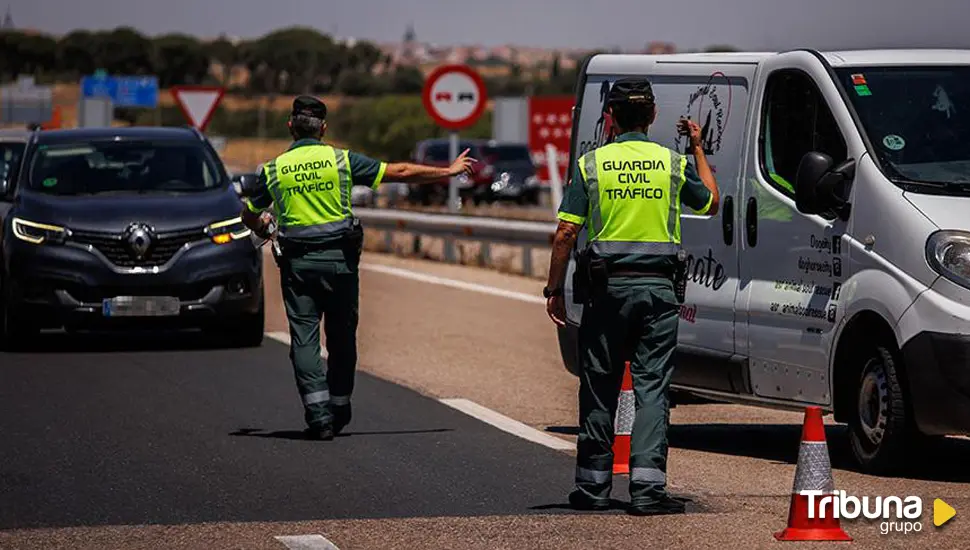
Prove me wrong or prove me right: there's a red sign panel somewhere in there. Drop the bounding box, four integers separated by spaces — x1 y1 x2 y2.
528 96 574 185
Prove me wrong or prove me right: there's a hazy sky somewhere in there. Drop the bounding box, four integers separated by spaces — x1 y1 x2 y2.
6 0 970 51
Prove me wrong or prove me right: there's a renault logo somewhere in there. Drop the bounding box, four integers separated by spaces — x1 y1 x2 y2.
124 223 153 260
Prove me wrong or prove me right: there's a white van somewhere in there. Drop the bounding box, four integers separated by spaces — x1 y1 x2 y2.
557 49 970 473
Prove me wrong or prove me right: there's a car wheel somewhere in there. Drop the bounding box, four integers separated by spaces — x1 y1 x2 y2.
847 345 912 475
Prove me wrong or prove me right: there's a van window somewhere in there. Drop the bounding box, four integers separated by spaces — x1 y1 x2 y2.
760 70 847 197
835 66 970 189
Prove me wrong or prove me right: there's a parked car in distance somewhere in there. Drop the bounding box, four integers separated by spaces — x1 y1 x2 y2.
481 142 541 205
0 126 264 349
406 138 493 206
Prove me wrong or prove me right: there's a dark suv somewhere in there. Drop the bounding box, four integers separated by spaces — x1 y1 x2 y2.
0 127 264 348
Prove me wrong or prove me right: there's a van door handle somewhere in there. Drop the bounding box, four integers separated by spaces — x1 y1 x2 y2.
722 195 734 246
745 197 758 247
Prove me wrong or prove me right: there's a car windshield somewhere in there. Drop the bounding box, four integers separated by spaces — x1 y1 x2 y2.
487 145 533 163
423 142 480 162
1 141 25 185
836 66 970 186
28 140 222 195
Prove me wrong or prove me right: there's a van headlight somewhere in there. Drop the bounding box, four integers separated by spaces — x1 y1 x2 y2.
525 175 540 187
205 217 251 245
926 230 970 289
11 217 68 245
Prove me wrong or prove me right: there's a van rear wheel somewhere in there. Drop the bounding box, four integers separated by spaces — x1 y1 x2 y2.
847 345 911 475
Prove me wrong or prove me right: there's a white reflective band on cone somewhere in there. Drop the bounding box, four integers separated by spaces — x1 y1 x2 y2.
614 389 635 436
303 391 330 405
791 441 835 493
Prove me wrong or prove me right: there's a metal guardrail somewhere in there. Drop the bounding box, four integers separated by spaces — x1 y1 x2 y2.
354 208 558 277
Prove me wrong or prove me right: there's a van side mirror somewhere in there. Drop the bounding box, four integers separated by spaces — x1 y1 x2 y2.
795 152 854 221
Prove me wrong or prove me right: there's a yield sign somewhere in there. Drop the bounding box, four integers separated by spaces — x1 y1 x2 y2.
171 86 225 131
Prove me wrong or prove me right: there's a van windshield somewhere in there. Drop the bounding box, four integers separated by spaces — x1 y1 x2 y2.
836 66 970 187
28 140 222 195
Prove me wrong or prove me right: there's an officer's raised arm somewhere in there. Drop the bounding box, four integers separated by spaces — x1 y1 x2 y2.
676 118 720 216
381 149 478 184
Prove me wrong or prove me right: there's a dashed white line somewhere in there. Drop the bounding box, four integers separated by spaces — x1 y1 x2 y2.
439 398 575 452
274 534 341 550
360 263 545 305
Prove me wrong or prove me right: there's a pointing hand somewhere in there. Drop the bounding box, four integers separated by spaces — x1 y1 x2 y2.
449 148 478 177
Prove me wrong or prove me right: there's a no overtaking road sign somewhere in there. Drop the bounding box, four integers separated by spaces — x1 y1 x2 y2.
421 64 487 130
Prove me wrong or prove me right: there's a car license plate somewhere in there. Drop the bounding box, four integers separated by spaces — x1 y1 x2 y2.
102 296 180 317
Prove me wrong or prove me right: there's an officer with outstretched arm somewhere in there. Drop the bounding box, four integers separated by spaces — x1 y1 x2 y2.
543 79 719 515
241 95 477 440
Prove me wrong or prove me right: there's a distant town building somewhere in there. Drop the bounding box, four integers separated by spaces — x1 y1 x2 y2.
2 6 14 30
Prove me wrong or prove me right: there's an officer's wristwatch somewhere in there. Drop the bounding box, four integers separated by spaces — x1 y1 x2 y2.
543 286 563 298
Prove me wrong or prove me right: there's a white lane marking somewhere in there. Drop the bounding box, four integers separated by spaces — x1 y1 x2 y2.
440 398 575 452
264 333 573 452
275 534 340 550
361 263 545 305
267 331 329 359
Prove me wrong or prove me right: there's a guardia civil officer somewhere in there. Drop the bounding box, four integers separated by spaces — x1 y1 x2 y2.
544 79 720 515
242 95 477 440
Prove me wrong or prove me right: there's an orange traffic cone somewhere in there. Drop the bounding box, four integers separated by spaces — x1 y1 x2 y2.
612 361 634 474
774 406 852 542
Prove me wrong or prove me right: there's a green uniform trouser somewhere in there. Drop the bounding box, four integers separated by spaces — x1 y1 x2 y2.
575 276 679 506
279 248 359 429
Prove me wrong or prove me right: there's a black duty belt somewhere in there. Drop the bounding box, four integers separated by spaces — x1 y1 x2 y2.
279 238 343 256
608 268 674 279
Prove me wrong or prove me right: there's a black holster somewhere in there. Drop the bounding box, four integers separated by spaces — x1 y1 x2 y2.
574 244 608 305
673 250 688 304
343 217 364 268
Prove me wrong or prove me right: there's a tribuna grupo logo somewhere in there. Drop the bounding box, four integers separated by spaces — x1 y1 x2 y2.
800 490 924 535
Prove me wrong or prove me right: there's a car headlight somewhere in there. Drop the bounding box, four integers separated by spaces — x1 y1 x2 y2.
926 230 970 289
11 217 68 245
206 217 252 245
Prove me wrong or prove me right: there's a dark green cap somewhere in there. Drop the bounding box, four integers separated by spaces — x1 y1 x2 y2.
292 95 327 119
607 78 656 106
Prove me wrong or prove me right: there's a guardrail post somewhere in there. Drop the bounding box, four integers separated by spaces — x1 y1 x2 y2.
384 229 393 252
412 234 421 256
444 238 457 264
478 242 490 267
522 245 533 277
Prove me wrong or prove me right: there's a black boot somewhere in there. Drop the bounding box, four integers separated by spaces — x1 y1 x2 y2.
627 495 686 516
305 424 334 441
568 489 610 511
332 404 352 435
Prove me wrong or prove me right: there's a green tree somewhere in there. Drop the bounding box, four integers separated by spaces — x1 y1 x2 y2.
388 66 424 94
91 27 154 75
153 34 209 87
205 35 238 85
56 30 97 79
0 31 57 82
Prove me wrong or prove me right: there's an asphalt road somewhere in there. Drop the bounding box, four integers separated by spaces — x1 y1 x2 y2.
3 250 970 549
0 335 585 531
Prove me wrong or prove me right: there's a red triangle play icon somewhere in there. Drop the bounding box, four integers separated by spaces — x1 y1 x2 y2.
171 86 225 131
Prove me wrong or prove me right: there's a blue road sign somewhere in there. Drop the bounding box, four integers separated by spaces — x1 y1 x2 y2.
81 74 158 108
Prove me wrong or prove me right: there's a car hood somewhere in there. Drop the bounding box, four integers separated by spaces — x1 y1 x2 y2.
904 191 970 231
15 188 243 233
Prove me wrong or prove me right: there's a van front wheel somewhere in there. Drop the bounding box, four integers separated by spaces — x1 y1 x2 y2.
847 345 911 475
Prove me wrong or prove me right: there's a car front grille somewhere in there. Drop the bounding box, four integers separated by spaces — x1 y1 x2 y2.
71 227 206 268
